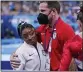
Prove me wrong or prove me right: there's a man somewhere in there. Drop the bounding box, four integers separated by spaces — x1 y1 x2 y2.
10 1 75 71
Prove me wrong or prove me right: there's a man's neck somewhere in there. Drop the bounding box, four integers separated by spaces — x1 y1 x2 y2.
50 15 60 28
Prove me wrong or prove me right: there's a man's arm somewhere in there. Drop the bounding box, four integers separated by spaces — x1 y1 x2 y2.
10 52 26 70
10 52 21 69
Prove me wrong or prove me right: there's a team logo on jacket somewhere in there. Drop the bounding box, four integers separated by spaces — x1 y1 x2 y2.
53 32 56 39
41 33 45 35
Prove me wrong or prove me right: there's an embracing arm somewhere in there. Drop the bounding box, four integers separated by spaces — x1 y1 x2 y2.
59 37 82 71
10 52 21 69
59 43 72 71
10 52 26 70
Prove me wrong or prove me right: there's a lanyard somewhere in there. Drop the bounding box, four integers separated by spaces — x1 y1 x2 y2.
44 18 59 52
47 25 56 52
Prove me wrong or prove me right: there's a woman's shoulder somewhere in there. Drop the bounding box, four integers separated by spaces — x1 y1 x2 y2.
37 42 44 50
16 42 38 55
15 43 26 54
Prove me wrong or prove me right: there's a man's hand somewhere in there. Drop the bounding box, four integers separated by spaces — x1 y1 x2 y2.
10 53 21 69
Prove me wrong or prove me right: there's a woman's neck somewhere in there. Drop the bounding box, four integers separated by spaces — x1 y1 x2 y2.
33 43 37 48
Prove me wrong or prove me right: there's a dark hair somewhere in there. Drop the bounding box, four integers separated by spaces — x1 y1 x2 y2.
80 3 83 12
77 5 83 23
40 1 60 14
77 12 83 23
17 21 34 37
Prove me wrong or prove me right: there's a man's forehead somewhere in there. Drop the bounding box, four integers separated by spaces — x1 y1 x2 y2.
39 2 48 9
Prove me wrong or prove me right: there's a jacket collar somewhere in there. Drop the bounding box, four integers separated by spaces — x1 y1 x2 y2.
55 17 64 28
24 41 35 48
24 41 40 49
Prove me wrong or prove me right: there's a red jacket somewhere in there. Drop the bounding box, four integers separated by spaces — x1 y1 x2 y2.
36 17 75 70
59 35 83 71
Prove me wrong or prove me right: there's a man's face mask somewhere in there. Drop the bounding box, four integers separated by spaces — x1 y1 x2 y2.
37 13 49 25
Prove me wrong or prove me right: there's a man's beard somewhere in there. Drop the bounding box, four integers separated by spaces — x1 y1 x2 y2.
48 18 53 28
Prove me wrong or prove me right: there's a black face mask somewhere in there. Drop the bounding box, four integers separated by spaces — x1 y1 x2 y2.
37 13 49 25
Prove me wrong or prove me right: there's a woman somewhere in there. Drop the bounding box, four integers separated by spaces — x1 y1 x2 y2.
59 5 83 71
11 22 50 71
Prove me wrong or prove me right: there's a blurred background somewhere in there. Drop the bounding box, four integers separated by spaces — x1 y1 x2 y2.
1 1 82 70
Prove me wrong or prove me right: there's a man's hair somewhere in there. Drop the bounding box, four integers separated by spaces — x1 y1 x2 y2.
17 21 34 37
77 12 83 23
40 1 60 14
77 5 83 23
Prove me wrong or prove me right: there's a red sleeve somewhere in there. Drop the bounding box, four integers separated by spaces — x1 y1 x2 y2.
70 41 82 55
57 24 75 53
59 35 82 71
59 42 72 71
63 24 75 42
69 35 82 57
